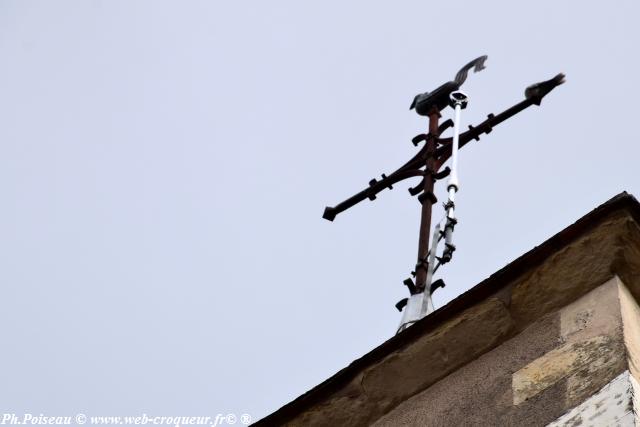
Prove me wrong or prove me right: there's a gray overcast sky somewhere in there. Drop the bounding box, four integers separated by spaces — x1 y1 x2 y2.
1 0 639 421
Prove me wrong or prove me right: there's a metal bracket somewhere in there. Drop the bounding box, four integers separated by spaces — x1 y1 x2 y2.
403 277 418 294
418 191 438 205
430 278 446 295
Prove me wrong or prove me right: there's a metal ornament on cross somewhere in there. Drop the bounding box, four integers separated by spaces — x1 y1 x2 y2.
322 56 565 334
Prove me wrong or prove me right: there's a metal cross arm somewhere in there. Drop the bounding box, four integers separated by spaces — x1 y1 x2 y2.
322 168 425 221
322 73 565 222
434 73 566 168
322 119 454 222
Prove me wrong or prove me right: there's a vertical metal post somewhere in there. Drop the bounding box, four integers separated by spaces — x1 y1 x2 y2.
448 100 462 192
444 102 461 251
442 91 468 262
424 222 442 294
414 108 440 293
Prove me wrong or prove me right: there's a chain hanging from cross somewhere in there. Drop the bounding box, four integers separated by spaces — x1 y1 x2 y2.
322 56 565 332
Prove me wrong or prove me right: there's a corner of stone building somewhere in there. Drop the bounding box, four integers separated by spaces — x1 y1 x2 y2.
617 277 640 383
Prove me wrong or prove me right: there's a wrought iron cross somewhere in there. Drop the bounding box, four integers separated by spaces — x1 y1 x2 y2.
323 56 564 328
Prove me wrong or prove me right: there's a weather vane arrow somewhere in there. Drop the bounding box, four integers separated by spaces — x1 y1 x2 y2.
322 56 565 332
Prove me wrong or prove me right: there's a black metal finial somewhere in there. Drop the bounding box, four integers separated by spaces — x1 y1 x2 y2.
409 55 487 116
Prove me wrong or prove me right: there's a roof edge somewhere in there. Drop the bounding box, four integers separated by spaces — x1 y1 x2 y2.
256 191 640 425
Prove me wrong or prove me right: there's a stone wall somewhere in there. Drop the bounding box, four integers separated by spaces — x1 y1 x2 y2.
374 277 639 426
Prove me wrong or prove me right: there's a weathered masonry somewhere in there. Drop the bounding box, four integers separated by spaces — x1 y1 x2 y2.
256 192 640 426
